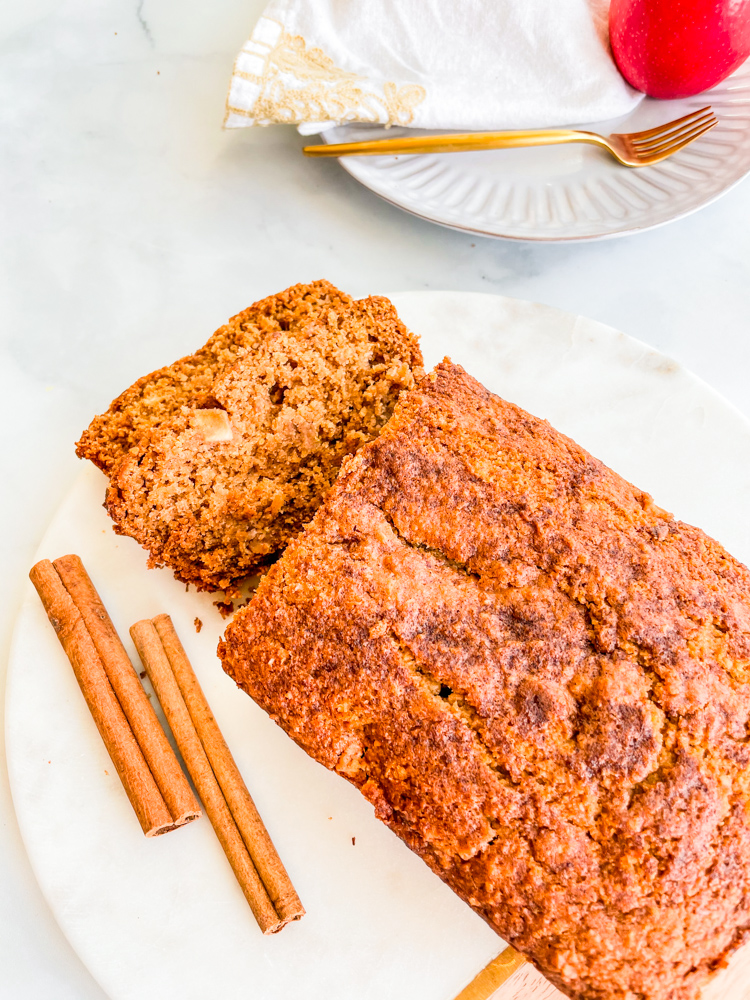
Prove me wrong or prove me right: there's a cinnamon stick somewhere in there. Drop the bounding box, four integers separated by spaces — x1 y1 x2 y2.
130 619 285 934
152 613 305 925
52 555 201 828
29 560 174 837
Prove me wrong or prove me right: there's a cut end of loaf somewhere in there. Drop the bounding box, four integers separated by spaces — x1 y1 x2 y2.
78 281 423 592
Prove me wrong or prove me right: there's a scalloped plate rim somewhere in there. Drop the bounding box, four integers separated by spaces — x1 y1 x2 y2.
322 63 750 243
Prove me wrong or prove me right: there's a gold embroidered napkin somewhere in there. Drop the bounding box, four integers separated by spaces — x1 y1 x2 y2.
225 0 642 133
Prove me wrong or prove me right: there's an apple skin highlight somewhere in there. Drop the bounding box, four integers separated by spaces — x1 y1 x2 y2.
610 0 750 99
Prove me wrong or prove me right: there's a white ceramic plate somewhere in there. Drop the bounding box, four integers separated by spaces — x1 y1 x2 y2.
7 292 750 1000
323 63 750 241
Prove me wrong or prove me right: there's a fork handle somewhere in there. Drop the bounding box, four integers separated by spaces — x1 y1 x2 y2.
303 129 600 157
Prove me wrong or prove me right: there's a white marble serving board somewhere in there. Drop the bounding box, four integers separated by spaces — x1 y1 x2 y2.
6 292 750 1000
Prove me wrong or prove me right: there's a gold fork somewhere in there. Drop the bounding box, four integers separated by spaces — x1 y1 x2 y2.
303 106 717 167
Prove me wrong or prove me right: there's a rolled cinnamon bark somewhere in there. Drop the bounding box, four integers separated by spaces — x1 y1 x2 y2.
53 555 201 827
130 619 284 934
30 559 174 837
152 613 305 925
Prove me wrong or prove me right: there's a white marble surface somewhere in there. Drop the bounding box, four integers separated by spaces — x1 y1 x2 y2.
1 1 749 997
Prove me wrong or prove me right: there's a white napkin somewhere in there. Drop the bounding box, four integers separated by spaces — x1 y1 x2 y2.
225 0 642 133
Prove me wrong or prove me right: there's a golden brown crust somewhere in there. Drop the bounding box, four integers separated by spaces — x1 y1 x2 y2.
78 282 423 592
76 281 359 475
220 360 750 1000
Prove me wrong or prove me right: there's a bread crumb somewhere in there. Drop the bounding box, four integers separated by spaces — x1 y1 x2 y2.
215 600 235 619
79 281 422 593
351 837 356 846
194 617 203 633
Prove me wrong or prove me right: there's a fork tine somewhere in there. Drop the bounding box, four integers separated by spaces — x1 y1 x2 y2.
634 117 717 154
630 111 717 150
636 121 718 156
624 106 714 142
646 121 718 161
636 121 718 162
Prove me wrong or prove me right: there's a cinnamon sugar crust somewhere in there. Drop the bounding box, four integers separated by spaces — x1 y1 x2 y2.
77 281 423 591
220 360 750 1000
76 281 360 475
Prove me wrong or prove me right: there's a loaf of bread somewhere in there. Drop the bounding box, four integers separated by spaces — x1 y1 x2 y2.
76 281 423 592
220 360 750 1000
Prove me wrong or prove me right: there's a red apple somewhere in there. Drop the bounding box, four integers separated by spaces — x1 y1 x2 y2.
610 0 750 99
